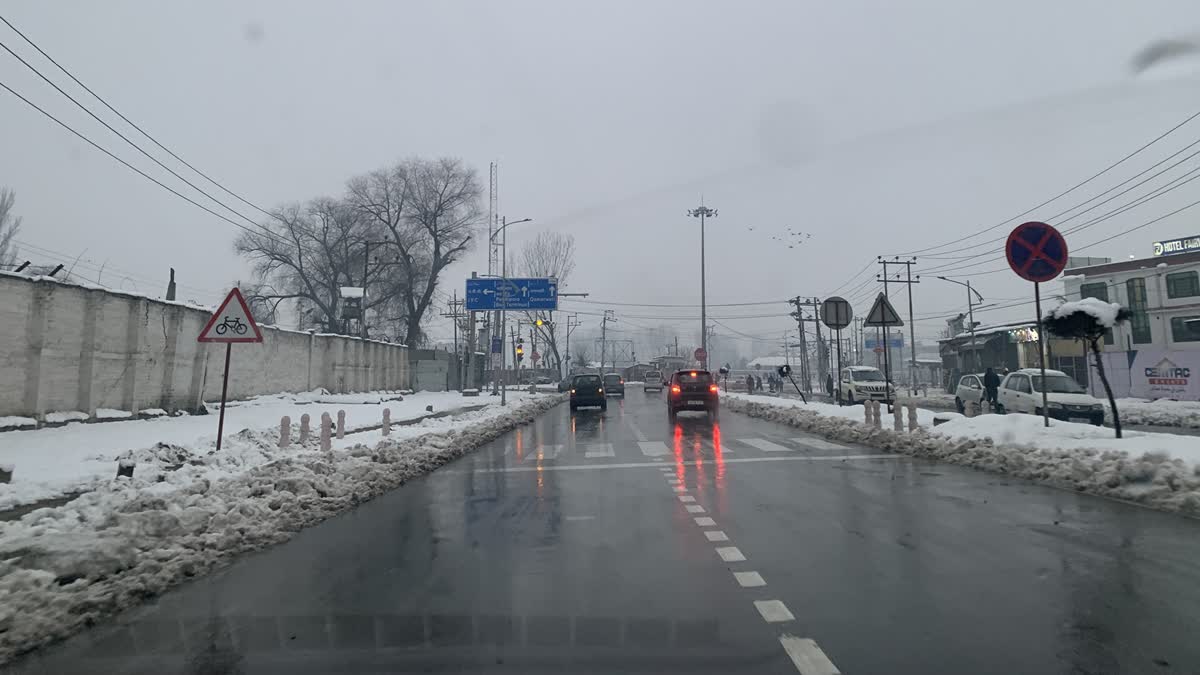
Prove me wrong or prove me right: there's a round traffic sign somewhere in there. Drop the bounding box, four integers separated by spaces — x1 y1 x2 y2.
777 364 792 377
694 347 707 363
820 296 853 329
1006 221 1068 283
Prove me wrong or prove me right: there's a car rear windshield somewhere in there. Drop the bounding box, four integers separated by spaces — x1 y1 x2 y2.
574 375 602 386
603 374 622 383
676 372 712 383
646 371 661 379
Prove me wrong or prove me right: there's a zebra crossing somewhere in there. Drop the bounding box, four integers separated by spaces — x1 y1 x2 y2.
513 434 851 464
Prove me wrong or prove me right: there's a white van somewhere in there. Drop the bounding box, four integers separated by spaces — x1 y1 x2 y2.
840 366 894 405
996 368 1104 425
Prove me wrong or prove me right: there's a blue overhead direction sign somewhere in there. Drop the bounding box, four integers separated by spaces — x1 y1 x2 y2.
465 277 558 311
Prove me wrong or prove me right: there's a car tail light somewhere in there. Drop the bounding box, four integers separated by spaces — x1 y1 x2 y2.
709 384 719 393
570 389 576 394
597 388 603 394
671 385 681 394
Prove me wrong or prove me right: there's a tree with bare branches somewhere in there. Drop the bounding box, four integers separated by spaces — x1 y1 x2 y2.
0 187 22 268
347 157 482 346
517 231 576 374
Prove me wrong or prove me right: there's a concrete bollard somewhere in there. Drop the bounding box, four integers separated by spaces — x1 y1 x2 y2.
117 459 135 479
320 412 332 451
864 402 872 425
872 401 882 430
279 416 291 449
336 410 346 440
965 401 976 418
299 413 310 444
382 408 391 436
907 402 919 431
893 403 904 432
0 463 13 484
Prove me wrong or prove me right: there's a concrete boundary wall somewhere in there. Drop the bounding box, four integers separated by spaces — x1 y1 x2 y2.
0 273 413 419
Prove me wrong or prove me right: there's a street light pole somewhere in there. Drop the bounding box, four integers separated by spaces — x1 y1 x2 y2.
937 276 984 373
491 216 532 405
688 204 717 369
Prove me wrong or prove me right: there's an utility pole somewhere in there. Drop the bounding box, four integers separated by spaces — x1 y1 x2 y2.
787 297 815 393
687 203 717 369
600 310 615 373
440 291 466 389
879 257 919 395
564 313 580 377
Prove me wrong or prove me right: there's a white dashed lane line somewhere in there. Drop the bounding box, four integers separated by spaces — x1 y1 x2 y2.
678 495 696 503
753 599 796 623
715 546 746 562
685 504 706 513
780 635 842 675
704 530 730 542
733 571 766 587
694 516 716 526
737 437 795 453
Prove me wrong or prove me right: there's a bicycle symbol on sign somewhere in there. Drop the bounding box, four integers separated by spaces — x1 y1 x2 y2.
214 316 248 336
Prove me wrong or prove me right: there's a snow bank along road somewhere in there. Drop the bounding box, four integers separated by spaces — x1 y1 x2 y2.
9 387 1200 674
0 392 562 668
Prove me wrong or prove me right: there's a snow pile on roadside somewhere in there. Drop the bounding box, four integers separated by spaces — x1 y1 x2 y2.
0 393 563 665
722 395 1200 515
1107 398 1200 429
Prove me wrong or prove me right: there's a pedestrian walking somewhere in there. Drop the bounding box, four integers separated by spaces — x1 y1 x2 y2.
825 372 835 397
983 367 1001 412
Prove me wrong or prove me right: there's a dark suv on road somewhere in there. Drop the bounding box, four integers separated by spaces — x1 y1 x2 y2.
602 373 625 398
569 374 607 413
667 370 719 422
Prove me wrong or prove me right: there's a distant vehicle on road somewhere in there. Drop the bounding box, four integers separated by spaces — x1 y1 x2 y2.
667 370 719 423
954 373 985 413
535 376 553 385
602 373 625 398
840 366 894 405
644 370 664 393
996 368 1104 424
569 374 607 413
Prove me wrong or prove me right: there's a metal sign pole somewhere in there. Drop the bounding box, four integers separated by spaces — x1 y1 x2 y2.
835 328 843 405
1035 281 1049 428
215 343 232 452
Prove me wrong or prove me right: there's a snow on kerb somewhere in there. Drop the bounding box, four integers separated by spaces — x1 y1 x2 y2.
1051 297 1123 328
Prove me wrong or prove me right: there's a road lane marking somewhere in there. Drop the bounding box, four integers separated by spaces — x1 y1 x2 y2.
734 571 765 587
452 454 898 473
584 443 615 458
673 486 688 492
779 635 841 674
738 438 795 453
791 437 850 451
685 505 706 513
678 495 696 503
524 444 562 462
564 515 595 521
694 517 716 526
753 599 795 623
704 530 730 542
638 441 669 457
628 420 648 442
716 546 746 562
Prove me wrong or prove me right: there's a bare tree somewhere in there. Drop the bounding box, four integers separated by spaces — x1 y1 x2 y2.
348 157 482 346
0 187 22 268
1043 300 1132 438
572 345 591 370
518 231 576 373
234 198 393 333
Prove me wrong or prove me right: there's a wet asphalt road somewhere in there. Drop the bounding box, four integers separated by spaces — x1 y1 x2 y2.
9 387 1200 675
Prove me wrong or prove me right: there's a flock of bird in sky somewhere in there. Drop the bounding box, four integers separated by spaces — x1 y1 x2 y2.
746 225 812 248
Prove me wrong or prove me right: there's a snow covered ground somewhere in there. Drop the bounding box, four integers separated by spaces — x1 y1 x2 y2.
0 390 501 510
0 392 562 665
1106 398 1200 429
722 393 1200 515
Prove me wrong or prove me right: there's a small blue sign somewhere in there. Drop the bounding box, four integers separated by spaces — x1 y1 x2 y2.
465 277 558 311
490 335 502 353
865 335 904 350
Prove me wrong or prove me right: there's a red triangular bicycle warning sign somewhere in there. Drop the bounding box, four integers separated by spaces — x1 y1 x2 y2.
198 287 264 343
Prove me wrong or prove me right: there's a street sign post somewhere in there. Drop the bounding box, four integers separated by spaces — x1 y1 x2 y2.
465 277 558 311
863 292 903 408
198 288 263 452
776 363 806 402
694 347 707 366
820 296 853 405
1006 221 1069 428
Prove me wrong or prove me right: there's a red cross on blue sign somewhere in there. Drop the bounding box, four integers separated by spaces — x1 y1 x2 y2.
1006 221 1068 283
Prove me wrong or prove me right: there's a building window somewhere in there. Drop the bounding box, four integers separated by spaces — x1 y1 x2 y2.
1080 282 1113 345
1166 271 1200 299
1171 316 1200 342
1126 278 1151 344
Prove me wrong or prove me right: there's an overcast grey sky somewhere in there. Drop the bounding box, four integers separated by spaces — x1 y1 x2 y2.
5 0 1200 349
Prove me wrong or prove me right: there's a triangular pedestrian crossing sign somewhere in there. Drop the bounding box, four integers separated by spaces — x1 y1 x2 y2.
198 287 264 343
863 292 903 327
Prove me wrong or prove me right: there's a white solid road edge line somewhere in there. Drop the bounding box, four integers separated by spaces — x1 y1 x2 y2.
753 599 795 623
779 635 841 675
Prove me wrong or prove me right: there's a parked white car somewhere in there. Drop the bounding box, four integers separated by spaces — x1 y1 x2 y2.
996 368 1105 425
953 373 986 413
840 366 894 404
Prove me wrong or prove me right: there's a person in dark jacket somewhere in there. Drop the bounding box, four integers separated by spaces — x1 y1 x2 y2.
982 367 1001 409
825 372 835 397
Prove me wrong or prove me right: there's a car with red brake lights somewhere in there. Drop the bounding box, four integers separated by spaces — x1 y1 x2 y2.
569 374 607 413
667 370 719 423
602 373 625 398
